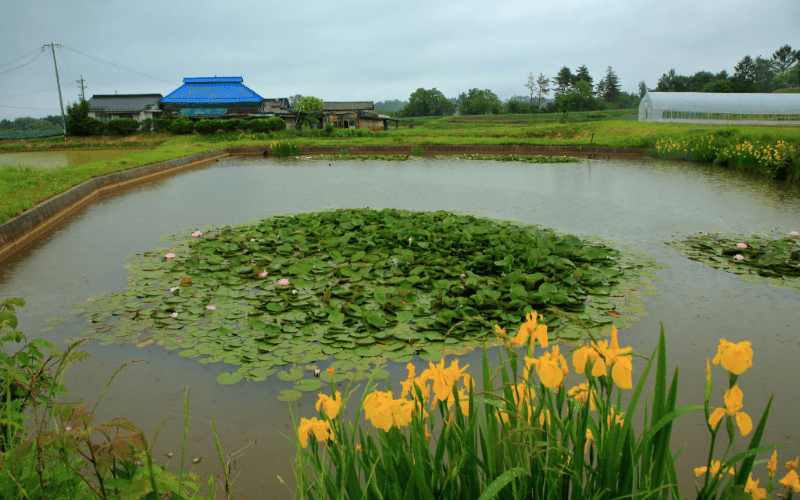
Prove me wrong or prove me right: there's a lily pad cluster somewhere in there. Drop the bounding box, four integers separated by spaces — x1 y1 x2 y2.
71 208 663 388
666 232 800 291
303 154 581 164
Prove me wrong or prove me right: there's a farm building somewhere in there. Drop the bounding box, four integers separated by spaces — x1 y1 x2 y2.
639 92 800 125
160 77 266 119
322 102 389 131
87 94 163 122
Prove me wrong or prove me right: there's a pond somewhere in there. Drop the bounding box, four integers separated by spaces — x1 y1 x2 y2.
1 155 798 498
0 149 135 169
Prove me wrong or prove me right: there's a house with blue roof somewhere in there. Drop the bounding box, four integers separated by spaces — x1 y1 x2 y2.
161 77 292 121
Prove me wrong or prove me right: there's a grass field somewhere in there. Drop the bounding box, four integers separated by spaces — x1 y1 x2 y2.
1 112 799 224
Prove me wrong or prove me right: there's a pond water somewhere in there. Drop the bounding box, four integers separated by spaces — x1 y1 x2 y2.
0 150 134 169
1 155 799 498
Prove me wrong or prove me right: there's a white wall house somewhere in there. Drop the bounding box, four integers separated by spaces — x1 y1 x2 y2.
87 94 163 122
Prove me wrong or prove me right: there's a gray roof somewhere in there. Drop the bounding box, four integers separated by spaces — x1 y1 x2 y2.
323 101 373 111
88 94 163 113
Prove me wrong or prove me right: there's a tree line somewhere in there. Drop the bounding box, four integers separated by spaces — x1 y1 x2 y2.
655 44 799 93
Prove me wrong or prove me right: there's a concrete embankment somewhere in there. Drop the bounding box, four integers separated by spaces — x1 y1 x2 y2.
0 145 643 264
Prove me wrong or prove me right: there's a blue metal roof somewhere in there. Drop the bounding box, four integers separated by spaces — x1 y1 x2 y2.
161 76 262 104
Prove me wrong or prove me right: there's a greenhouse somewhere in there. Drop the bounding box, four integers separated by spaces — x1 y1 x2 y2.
638 92 800 125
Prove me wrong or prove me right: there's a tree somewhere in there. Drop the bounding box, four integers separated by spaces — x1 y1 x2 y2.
399 88 454 117
66 99 104 136
754 56 777 92
457 89 502 115
575 65 593 92
638 81 648 98
524 72 538 109
289 94 303 108
598 66 621 102
296 96 323 112
771 45 797 74
700 80 734 93
536 74 551 107
553 67 574 97
732 55 757 92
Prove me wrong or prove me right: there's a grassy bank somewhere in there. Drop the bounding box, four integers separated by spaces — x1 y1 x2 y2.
2 117 799 225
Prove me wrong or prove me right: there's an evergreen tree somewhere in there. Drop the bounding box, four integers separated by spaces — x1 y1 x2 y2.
638 81 648 98
553 67 574 97
575 65 593 91
600 66 621 102
771 45 796 74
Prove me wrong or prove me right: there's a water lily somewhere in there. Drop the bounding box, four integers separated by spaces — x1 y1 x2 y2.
65 426 72 431
709 385 752 436
790 231 799 237
171 312 178 318
192 231 202 237
205 305 216 311
278 278 290 286
292 289 297 295
258 271 268 278
734 254 744 260
165 253 175 259
736 242 747 249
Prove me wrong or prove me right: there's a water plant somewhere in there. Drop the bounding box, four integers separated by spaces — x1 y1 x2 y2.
72 209 663 393
666 231 800 292
291 316 788 500
271 140 302 157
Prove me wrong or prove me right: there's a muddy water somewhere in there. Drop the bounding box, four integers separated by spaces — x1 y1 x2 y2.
1 156 799 497
0 150 134 169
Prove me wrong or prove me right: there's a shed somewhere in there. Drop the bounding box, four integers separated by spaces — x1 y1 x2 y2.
160 77 264 118
639 92 800 125
87 94 163 122
321 102 388 130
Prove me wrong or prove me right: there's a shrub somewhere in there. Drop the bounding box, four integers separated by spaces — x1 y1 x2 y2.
193 119 223 135
169 118 195 135
270 140 301 157
139 118 153 132
246 117 286 133
105 118 140 136
152 118 172 132
222 119 245 132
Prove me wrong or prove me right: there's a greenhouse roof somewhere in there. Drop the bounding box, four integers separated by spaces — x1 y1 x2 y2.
641 92 800 115
161 76 263 104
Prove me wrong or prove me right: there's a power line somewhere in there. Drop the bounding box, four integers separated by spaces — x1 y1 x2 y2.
0 47 41 69
0 50 45 76
62 45 174 85
0 104 62 111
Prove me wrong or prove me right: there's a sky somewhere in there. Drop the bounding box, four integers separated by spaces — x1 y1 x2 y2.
1 0 798 121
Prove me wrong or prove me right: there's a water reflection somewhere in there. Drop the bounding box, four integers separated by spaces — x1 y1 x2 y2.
0 156 798 498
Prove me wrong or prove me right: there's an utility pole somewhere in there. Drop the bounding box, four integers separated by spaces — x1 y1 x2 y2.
43 43 67 137
76 75 87 101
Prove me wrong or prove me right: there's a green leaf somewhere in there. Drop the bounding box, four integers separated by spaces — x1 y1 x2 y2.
216 372 243 385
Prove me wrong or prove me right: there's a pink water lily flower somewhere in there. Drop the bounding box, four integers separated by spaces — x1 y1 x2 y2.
205 305 216 311
278 279 290 286
790 231 799 237
165 253 175 259
736 243 747 249
192 231 202 237
171 312 178 318
250 238 256 242
734 254 744 261
259 271 268 278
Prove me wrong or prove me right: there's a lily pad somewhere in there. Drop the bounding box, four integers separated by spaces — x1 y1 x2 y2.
277 389 303 402
216 372 243 385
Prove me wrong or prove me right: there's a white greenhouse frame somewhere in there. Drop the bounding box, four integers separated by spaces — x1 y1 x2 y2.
638 92 800 126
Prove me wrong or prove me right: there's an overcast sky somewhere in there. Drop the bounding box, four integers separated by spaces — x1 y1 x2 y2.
1 0 797 121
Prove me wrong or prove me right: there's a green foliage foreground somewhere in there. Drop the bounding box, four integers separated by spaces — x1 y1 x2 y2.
71 209 663 398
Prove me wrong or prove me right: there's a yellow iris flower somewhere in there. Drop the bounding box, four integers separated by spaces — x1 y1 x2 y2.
694 460 734 480
768 451 778 477
745 474 767 500
780 470 800 493
708 385 752 436
510 311 548 349
572 326 633 389
315 391 342 419
567 382 597 411
363 390 415 431
419 358 468 402
525 345 568 388
297 417 333 448
712 339 753 375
